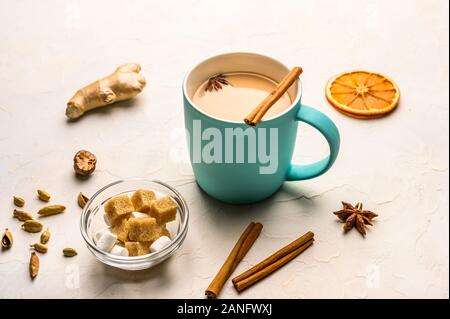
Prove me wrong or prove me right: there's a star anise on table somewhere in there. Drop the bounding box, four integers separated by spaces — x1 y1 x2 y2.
205 74 230 92
333 202 378 237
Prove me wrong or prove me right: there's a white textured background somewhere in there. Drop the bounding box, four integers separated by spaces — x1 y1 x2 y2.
0 0 448 298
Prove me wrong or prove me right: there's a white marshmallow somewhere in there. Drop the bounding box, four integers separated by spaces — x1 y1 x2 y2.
150 236 171 253
110 245 129 256
93 229 109 244
130 211 148 219
96 231 117 252
103 213 111 226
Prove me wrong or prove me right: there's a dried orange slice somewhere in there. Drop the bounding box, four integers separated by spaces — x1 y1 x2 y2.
325 71 400 117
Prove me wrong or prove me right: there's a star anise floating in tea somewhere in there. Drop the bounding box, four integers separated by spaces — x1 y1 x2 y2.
333 202 378 237
205 74 230 92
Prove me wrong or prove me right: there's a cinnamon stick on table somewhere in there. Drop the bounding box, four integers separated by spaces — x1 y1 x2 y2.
232 231 314 292
244 67 303 126
205 222 263 299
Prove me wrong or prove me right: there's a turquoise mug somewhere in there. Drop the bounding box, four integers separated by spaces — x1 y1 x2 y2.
183 52 340 204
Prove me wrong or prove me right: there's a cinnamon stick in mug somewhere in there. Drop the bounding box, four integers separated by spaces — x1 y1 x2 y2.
205 222 263 299
244 67 303 126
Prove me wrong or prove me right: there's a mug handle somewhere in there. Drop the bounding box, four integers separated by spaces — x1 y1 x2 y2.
286 104 340 181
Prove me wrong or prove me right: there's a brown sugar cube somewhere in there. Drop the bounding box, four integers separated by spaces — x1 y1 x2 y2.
128 217 161 242
131 189 156 213
125 242 150 256
160 226 171 239
111 217 130 243
104 194 134 225
150 225 171 241
149 196 177 224
154 225 171 239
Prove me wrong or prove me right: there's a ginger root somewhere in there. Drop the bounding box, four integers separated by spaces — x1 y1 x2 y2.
66 63 146 119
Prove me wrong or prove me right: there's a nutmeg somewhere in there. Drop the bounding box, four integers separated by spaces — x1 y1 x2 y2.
73 150 97 176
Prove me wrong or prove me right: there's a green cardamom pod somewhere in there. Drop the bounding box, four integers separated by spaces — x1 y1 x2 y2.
22 220 43 233
38 205 66 217
63 247 77 257
29 252 39 279
1 228 13 249
40 228 51 244
13 196 25 207
37 189 51 202
77 192 89 209
13 209 34 221
30 243 48 253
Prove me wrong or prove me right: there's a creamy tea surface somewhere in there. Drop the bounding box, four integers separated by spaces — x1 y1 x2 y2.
192 72 292 122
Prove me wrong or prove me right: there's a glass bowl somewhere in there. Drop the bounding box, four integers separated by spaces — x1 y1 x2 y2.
80 179 189 270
